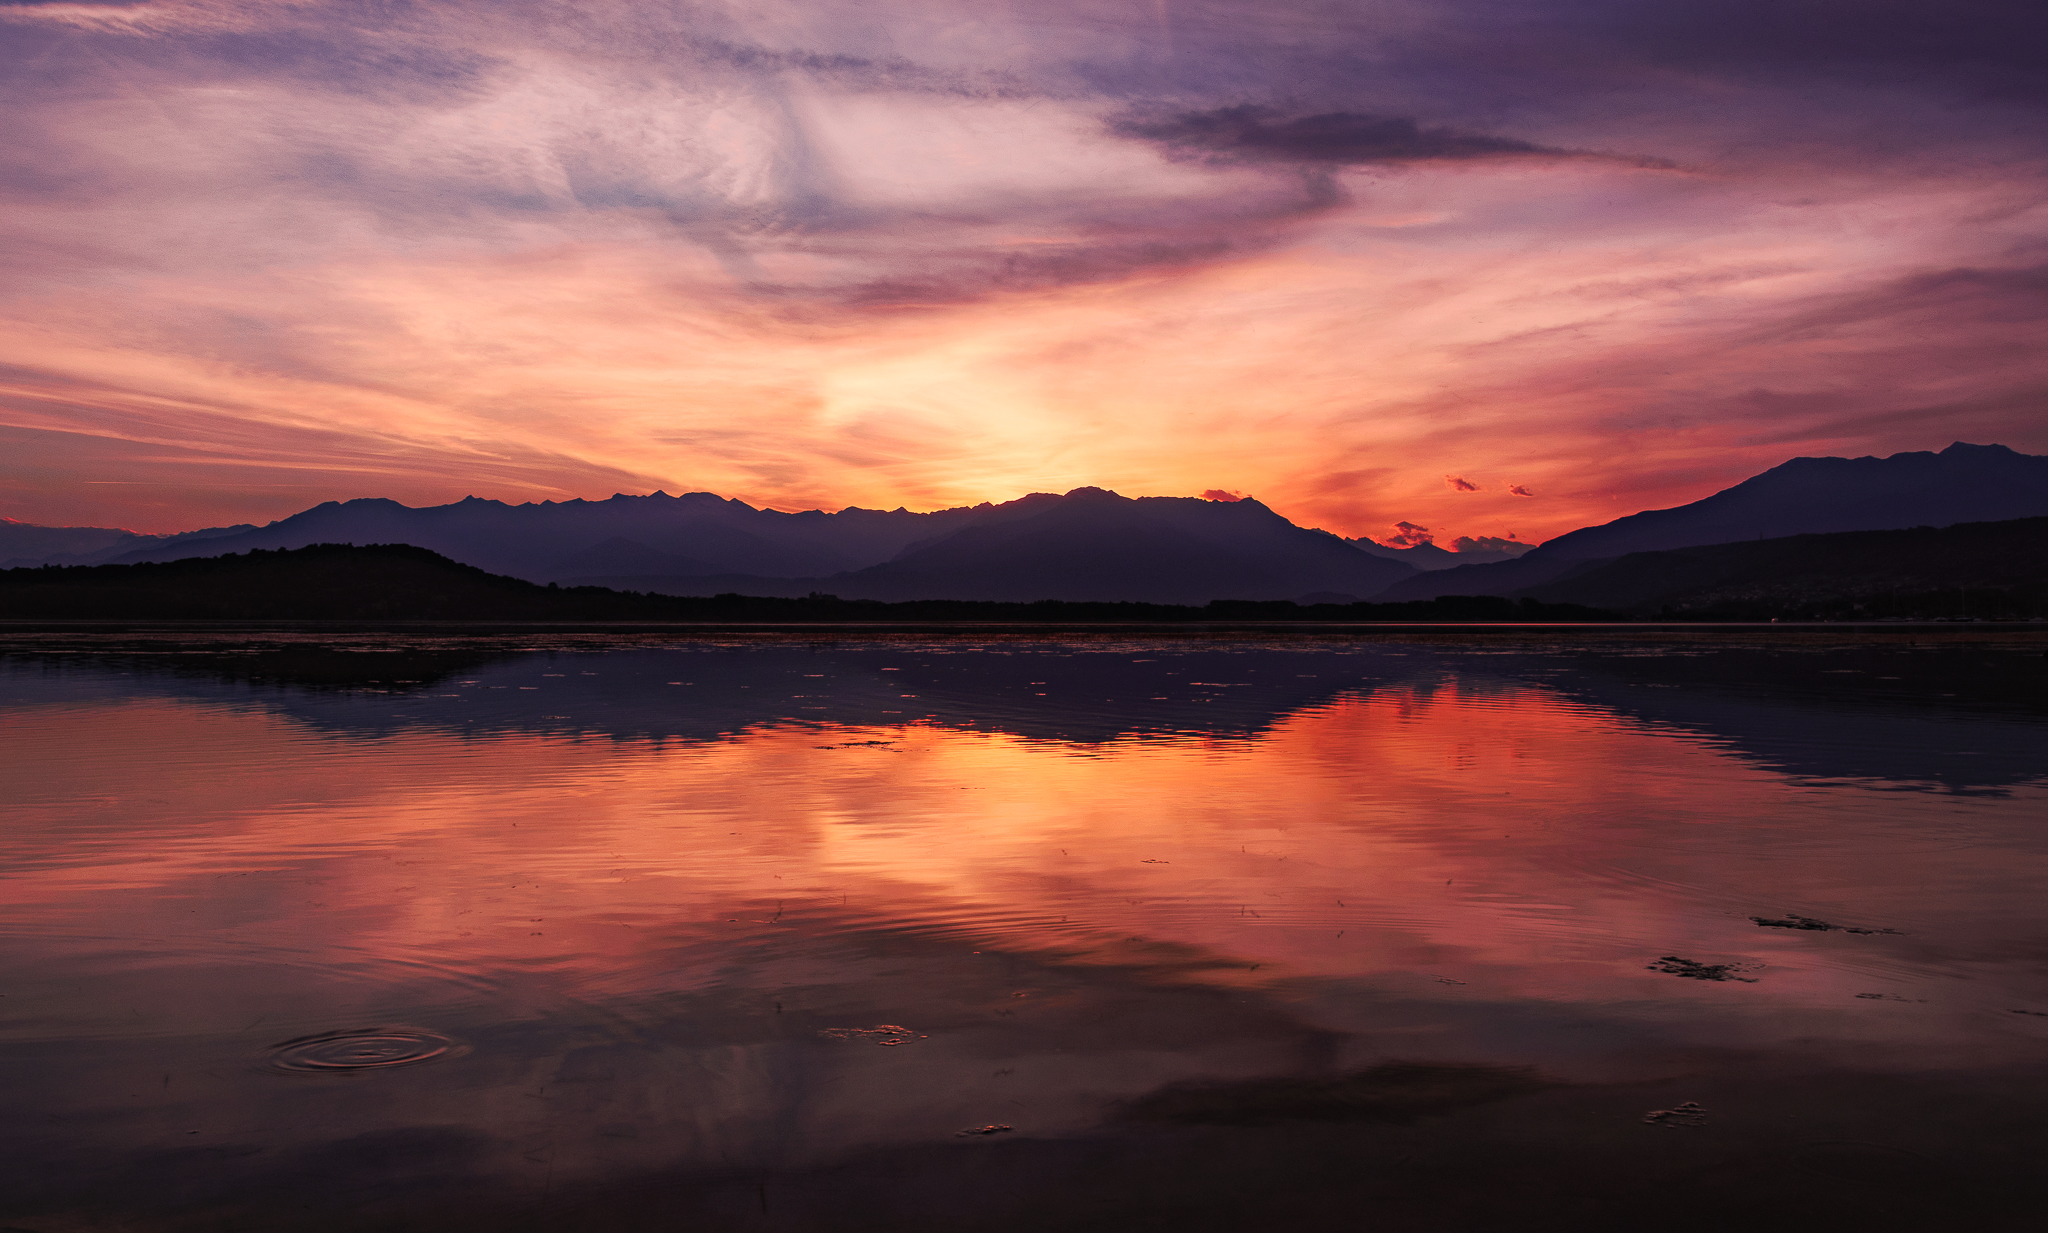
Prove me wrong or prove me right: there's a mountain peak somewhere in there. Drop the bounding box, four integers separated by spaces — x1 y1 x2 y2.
1379 440 2048 601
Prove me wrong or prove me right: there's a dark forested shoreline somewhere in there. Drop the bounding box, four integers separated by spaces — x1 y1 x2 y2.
12 532 2043 624
0 543 1619 623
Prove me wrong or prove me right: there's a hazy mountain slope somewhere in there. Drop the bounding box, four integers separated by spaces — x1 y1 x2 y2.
108 493 993 581
0 519 158 569
1372 553 1614 601
541 537 724 579
1377 441 2048 601
0 520 259 569
560 571 830 597
1518 516 2048 619
1348 539 1534 570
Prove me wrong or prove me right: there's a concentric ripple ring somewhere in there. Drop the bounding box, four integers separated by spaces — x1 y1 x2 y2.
265 1028 463 1074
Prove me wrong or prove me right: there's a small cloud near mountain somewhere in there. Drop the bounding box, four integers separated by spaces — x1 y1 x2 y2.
1445 476 1480 492
1451 536 1533 555
1202 489 1247 502
1383 520 1433 547
1509 485 1534 497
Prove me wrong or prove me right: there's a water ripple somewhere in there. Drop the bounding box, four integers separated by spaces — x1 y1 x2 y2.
264 1027 464 1074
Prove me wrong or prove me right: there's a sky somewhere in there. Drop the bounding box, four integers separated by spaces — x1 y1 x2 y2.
3 1 2045 543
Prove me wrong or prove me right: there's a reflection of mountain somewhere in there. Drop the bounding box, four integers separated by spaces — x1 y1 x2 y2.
8 635 2042 1233
1466 640 2048 791
1382 442 2048 600
11 635 2045 790
27 644 1392 746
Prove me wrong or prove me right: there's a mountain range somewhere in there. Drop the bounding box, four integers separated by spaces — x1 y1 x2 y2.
1377 441 2048 601
5 488 1418 605
3 441 2042 606
1521 516 2048 619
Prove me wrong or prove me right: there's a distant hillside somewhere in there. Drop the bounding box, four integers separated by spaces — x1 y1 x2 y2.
0 543 674 620
1379 441 2048 600
566 487 1416 604
0 544 1604 623
1519 516 2048 619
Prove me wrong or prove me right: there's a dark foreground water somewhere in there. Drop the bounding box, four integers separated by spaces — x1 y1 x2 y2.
3 626 2046 1232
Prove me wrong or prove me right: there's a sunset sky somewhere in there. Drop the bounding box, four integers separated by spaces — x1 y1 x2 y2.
3 1 2045 542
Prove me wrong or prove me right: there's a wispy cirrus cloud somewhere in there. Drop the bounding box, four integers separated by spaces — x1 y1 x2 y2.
0 0 2043 537
1110 104 1668 170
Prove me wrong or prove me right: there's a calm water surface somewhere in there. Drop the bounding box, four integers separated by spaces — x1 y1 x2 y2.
3 628 2046 1232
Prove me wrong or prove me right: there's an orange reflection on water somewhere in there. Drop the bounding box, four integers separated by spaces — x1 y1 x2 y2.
9 674 2039 1053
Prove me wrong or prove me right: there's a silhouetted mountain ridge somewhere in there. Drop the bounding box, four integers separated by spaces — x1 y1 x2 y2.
554 489 1420 602
107 492 986 580
11 441 2044 606
1379 442 2048 600
816 489 1414 604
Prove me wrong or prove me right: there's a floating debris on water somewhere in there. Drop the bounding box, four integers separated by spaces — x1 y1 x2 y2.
1751 914 1900 935
819 1025 924 1045
1647 956 1760 982
1642 1101 1708 1127
265 1028 462 1074
1119 1061 1555 1126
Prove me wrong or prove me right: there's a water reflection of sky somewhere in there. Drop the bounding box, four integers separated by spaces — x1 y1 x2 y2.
2 632 2045 1231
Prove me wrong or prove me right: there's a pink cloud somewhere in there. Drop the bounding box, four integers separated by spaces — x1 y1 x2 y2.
1444 476 1480 492
1383 520 1433 547
1509 485 1534 497
1201 488 1246 502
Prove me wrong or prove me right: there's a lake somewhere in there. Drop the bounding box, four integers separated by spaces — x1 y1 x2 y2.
3 626 2046 1232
